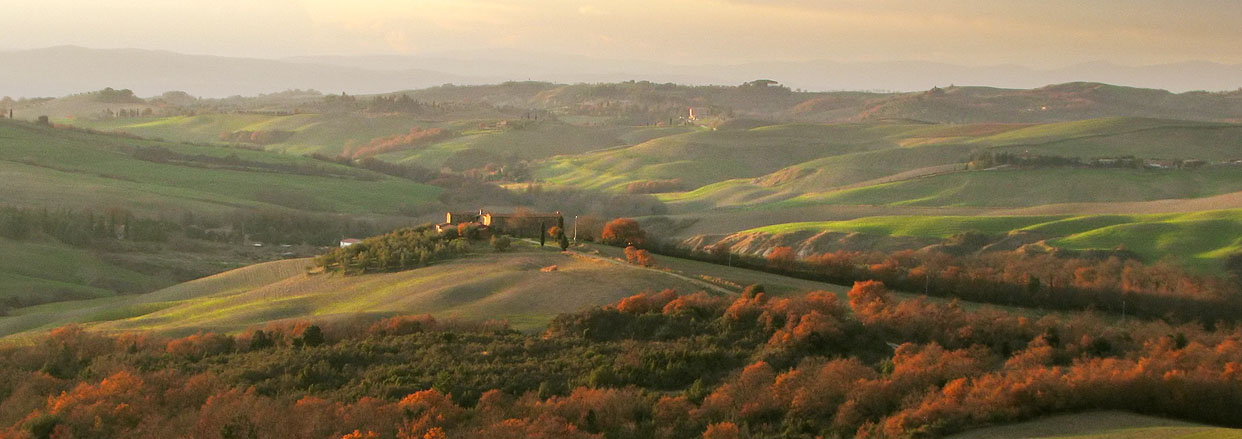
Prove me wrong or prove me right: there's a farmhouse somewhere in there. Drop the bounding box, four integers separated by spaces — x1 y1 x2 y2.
339 238 362 248
436 209 564 237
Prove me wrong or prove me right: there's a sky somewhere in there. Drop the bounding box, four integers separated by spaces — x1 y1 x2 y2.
0 0 1239 67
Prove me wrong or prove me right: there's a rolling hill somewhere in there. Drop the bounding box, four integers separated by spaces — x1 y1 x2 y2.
712 209 1242 272
72 113 639 168
0 241 857 341
0 118 441 215
783 167 1242 208
0 118 447 308
543 118 1242 211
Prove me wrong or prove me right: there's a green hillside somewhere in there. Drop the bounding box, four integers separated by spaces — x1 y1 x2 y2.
544 118 1242 210
659 146 973 208
82 113 641 170
977 118 1242 160
0 238 164 303
80 112 452 157
0 246 703 338
785 168 1242 208
0 119 441 215
744 209 1242 272
0 119 447 308
376 120 632 170
538 123 927 191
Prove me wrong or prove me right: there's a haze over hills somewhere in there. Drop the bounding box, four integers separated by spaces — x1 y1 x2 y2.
2 46 1241 98
8 2 1242 437
295 51 1242 95
0 46 478 98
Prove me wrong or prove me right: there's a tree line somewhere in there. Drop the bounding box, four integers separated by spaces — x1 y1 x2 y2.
0 204 388 249
0 205 173 245
638 233 1242 324
968 151 1210 170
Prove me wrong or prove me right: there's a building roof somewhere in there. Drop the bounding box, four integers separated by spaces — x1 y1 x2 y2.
483 212 562 218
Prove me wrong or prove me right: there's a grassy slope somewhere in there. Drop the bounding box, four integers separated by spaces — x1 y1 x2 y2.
539 123 921 191
947 411 1242 439
0 242 858 341
80 113 447 157
558 118 1242 213
0 119 445 305
90 115 1242 210
378 121 633 170
84 114 657 173
977 117 1242 160
0 120 441 215
0 238 160 301
786 168 1242 208
745 209 1242 272
0 257 311 344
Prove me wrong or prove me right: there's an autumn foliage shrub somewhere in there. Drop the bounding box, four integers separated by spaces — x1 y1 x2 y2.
624 246 655 267
3 284 1242 439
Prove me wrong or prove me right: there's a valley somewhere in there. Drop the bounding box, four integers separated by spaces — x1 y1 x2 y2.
3 79 1242 438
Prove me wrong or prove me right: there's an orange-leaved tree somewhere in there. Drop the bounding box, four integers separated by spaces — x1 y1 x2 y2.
601 218 645 247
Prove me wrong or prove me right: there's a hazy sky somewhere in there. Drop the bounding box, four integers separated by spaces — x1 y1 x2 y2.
1 0 1239 66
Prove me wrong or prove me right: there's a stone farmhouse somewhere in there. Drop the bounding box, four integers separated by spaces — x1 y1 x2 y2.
437 210 564 238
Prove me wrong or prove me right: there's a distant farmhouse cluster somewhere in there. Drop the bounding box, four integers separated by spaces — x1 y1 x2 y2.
337 210 564 248
436 210 564 238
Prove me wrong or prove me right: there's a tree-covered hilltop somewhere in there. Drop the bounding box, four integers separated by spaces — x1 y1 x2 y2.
312 226 471 275
0 282 1238 438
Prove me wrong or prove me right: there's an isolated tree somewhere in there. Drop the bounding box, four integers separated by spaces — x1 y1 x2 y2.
635 249 655 267
601 218 645 247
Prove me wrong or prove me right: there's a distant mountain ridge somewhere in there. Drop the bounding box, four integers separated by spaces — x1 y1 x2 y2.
0 46 477 98
1 46 1239 98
